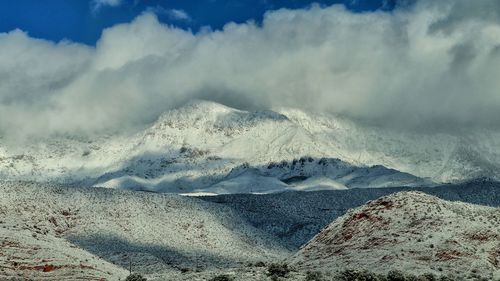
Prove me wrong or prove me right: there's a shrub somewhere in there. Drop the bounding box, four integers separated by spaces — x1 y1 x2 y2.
125 273 147 281
254 261 267 267
421 273 437 281
387 270 406 281
405 275 426 281
305 270 325 281
209 274 235 281
438 276 457 281
267 263 291 278
337 269 382 281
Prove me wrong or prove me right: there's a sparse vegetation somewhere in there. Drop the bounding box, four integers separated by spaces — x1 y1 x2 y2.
436 276 456 281
421 273 437 281
302 269 479 281
254 261 267 267
338 269 383 281
267 263 291 279
387 270 407 281
125 273 147 281
305 270 325 281
209 274 235 281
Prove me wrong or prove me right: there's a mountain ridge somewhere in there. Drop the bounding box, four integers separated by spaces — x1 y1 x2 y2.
1 100 500 194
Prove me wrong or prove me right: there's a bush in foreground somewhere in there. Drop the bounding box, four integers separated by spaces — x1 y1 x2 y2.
267 263 291 279
337 269 384 281
209 274 235 281
387 270 407 281
305 270 325 281
125 273 147 281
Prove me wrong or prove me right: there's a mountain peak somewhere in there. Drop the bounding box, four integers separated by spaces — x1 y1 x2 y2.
180 99 238 114
158 99 237 120
148 99 290 135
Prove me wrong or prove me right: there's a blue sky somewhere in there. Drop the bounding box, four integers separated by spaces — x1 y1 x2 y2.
0 0 395 45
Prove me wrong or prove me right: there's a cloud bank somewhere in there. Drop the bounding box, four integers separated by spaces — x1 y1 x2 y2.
1 0 500 140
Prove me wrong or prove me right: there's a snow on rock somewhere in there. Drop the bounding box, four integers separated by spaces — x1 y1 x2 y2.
1 100 500 194
199 169 290 195
290 191 500 279
0 181 289 280
1 180 499 280
0 226 127 281
290 176 348 191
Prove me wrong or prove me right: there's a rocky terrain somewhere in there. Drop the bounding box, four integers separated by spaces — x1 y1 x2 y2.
291 192 500 280
1 181 499 280
0 181 288 280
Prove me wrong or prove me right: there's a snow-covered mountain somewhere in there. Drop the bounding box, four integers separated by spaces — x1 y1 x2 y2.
1 100 500 194
291 191 500 280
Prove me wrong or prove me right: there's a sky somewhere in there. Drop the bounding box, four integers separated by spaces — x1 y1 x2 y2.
0 0 396 45
1 0 500 140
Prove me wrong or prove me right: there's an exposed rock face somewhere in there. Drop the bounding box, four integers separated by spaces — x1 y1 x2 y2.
291 191 500 279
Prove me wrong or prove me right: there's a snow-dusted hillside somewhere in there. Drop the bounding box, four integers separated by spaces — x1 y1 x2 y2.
290 192 500 280
0 181 288 280
202 180 500 248
1 100 500 194
1 180 499 280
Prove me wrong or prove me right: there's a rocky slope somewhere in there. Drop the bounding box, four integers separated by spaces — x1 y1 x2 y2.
0 181 288 280
291 192 500 280
1 181 499 280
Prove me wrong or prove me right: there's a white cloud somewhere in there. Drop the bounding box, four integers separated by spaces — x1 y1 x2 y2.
167 9 191 21
91 0 122 13
1 0 500 140
147 6 192 22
